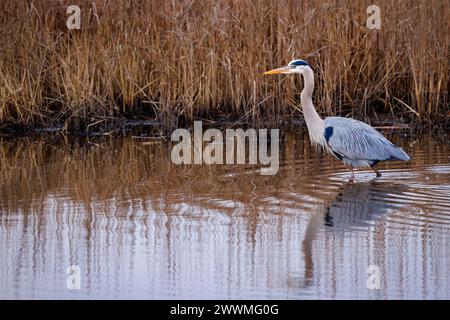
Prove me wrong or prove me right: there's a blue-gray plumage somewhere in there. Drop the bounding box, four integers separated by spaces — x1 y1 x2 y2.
324 126 334 142
264 58 411 181
324 117 410 169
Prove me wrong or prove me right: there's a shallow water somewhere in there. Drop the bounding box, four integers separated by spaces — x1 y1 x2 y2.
0 130 449 299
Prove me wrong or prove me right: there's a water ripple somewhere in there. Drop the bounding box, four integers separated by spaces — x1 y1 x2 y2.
0 132 449 299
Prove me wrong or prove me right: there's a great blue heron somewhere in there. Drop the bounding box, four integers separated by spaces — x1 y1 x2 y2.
264 59 410 181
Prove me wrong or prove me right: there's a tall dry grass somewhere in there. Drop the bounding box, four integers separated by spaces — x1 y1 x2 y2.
0 0 448 132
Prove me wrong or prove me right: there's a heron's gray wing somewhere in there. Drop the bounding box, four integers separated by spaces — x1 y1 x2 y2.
324 117 410 161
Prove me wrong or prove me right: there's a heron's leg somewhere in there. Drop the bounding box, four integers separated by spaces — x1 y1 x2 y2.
372 166 382 178
347 165 355 183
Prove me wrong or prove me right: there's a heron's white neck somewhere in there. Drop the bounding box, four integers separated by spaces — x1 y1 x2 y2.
300 68 325 146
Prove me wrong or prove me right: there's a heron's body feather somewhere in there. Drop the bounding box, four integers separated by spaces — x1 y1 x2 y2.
323 117 410 168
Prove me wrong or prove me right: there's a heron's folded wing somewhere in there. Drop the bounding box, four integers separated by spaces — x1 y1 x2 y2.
324 117 407 161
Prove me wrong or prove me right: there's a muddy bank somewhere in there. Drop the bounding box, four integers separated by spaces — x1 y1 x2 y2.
1 112 442 139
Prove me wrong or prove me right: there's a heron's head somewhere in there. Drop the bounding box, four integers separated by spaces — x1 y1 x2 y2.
264 59 311 75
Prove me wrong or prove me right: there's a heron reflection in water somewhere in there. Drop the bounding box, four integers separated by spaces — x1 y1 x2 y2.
297 180 408 289
323 180 408 230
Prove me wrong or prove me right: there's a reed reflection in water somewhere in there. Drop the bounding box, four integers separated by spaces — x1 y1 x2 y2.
0 131 449 299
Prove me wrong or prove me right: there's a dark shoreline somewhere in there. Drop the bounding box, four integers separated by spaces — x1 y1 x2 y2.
2 113 448 139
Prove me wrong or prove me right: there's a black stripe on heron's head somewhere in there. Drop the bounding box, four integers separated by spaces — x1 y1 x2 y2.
324 126 333 142
288 59 309 67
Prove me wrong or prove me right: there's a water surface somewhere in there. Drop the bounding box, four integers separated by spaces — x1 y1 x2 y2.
0 131 449 299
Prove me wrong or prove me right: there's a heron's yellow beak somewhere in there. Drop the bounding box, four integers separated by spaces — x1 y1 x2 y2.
263 66 291 75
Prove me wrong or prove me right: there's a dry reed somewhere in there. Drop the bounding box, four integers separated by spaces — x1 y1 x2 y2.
0 0 448 132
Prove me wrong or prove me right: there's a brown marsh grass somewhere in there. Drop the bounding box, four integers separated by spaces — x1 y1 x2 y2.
0 0 448 132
